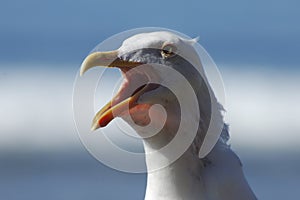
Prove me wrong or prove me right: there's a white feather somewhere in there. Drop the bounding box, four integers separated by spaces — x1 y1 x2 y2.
119 31 256 200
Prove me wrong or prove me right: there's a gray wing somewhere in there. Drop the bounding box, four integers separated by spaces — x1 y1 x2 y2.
201 142 257 200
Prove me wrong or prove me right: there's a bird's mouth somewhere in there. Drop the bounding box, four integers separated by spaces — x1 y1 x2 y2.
80 50 157 130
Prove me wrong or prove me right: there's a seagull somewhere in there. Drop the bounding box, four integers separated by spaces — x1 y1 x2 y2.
80 31 257 200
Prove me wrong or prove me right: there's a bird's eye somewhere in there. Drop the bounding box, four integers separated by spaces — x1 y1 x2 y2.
161 44 176 58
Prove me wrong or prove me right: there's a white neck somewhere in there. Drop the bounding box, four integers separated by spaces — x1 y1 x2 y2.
143 143 206 200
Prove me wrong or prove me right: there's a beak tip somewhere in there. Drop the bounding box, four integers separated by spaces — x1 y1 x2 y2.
79 51 119 78
79 63 88 77
91 122 100 131
79 70 84 77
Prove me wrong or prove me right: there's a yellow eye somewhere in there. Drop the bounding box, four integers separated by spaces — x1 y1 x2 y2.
161 44 176 58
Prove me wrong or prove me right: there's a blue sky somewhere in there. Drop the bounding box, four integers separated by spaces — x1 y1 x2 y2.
1 0 300 66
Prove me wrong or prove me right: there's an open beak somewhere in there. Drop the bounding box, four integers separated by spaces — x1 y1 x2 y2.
80 50 146 131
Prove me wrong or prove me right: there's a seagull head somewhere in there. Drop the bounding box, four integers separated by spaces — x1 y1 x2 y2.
80 31 215 141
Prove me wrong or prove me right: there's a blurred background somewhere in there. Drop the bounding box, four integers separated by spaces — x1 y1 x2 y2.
1 0 299 199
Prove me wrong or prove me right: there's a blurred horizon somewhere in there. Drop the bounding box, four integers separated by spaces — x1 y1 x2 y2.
1 63 299 153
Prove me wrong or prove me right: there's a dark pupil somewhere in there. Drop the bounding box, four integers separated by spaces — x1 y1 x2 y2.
163 48 173 55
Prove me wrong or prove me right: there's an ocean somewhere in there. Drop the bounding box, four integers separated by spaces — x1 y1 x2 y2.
1 148 299 200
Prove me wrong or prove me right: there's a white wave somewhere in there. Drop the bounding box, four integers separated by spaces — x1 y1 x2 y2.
0 64 299 152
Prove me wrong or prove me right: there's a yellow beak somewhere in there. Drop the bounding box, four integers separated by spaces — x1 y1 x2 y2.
80 50 144 130
80 50 142 76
